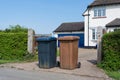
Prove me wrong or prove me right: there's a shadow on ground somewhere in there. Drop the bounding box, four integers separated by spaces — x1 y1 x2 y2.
87 60 97 65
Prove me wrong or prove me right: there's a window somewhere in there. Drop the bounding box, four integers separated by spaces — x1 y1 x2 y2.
94 10 97 17
92 29 97 40
102 9 106 16
92 29 95 40
94 7 106 17
98 9 101 16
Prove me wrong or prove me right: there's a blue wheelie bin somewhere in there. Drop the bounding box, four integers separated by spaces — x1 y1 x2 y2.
36 37 57 68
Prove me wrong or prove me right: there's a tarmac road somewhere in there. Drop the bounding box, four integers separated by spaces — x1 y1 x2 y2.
0 68 107 80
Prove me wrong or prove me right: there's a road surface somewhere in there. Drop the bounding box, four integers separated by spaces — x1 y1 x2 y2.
0 68 107 80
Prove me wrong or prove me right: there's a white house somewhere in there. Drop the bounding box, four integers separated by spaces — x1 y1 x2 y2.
83 0 120 47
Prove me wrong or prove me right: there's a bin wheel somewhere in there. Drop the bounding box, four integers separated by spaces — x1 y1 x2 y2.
77 62 81 68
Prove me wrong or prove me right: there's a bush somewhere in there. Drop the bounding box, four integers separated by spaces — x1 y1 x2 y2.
0 32 28 60
100 30 120 71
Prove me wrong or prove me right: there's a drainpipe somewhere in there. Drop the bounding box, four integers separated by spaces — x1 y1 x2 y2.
88 8 90 47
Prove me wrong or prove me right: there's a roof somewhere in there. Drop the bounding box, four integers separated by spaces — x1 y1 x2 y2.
88 0 120 8
54 22 84 32
106 18 120 27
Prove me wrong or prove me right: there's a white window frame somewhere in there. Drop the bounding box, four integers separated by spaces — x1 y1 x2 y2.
94 7 106 17
102 8 106 16
92 29 97 40
94 9 97 17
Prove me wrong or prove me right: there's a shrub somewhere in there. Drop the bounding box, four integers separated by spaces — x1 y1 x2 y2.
0 32 28 60
100 30 120 71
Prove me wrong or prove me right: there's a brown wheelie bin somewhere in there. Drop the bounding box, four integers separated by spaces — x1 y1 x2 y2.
58 36 80 69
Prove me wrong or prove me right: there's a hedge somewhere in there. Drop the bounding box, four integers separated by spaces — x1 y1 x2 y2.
100 30 120 71
0 32 27 60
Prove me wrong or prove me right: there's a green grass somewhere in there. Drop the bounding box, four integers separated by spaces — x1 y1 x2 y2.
97 64 120 80
0 60 20 64
0 54 38 64
105 70 120 80
57 49 60 56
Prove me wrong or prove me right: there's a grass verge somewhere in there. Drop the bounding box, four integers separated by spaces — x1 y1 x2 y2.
0 54 38 64
57 49 60 56
105 70 120 80
98 64 120 80
0 60 20 64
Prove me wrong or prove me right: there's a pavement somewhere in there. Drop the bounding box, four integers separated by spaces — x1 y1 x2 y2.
0 48 113 80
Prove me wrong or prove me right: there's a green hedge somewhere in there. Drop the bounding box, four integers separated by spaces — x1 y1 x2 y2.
100 30 120 71
0 32 27 60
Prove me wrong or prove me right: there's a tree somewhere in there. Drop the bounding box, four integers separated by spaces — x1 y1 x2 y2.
5 25 28 33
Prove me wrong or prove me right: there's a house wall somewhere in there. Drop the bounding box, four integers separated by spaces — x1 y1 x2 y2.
84 4 120 47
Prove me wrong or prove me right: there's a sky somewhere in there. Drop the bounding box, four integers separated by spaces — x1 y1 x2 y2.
0 0 93 34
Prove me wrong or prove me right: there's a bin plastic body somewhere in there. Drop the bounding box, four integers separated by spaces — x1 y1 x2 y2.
36 37 57 68
58 36 79 69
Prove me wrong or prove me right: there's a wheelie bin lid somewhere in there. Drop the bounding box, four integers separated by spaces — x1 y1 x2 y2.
36 37 56 42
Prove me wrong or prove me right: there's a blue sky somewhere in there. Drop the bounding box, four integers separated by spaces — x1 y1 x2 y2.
0 0 93 34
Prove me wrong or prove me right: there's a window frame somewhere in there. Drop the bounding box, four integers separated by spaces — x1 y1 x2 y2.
93 7 106 18
94 9 97 17
92 29 98 40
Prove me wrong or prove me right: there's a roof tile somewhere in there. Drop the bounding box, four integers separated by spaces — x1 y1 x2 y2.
106 18 120 27
54 22 84 32
88 0 120 8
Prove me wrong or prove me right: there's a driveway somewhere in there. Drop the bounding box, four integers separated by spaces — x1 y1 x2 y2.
0 48 112 80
